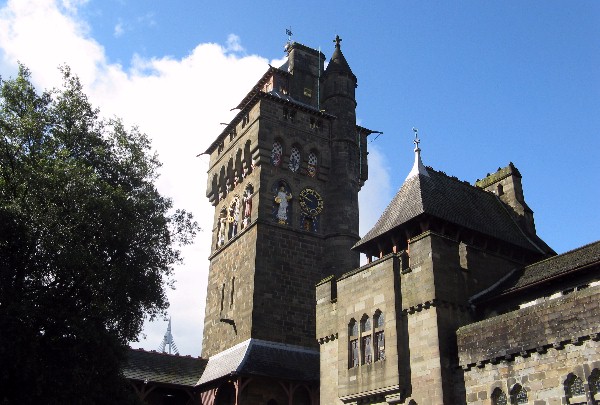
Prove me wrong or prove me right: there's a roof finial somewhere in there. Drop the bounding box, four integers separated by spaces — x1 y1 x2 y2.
157 317 179 355
412 127 420 151
334 35 342 49
405 127 429 181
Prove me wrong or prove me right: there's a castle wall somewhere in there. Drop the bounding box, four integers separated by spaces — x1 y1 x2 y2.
458 285 600 404
202 225 258 358
316 254 405 404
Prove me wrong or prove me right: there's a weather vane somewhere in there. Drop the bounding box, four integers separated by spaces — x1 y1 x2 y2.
412 127 420 149
286 27 293 42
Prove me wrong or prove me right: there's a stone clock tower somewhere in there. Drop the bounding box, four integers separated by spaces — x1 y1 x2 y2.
196 38 377 404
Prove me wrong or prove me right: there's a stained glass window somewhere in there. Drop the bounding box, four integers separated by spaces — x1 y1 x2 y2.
567 375 586 397
307 152 318 177
362 316 371 332
362 335 372 364
375 331 385 361
271 141 283 166
350 339 359 368
512 385 527 404
375 312 384 328
288 147 300 172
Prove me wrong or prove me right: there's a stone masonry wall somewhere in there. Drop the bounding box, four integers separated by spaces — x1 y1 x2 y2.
202 225 258 358
334 254 405 402
458 285 600 404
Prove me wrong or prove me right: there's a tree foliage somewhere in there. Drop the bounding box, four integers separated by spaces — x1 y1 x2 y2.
0 65 198 404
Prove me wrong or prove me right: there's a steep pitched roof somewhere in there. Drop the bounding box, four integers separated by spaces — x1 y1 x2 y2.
324 37 356 80
196 339 319 387
354 168 548 253
472 240 600 302
123 348 207 387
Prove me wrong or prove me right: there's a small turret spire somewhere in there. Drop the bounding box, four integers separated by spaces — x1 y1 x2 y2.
334 34 342 49
405 127 429 181
157 318 179 355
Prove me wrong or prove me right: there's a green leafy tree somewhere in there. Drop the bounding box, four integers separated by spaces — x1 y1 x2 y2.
0 65 198 404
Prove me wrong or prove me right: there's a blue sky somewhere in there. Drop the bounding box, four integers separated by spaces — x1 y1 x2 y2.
1 0 598 356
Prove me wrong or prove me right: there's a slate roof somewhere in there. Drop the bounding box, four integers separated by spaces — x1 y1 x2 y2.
354 168 549 254
123 348 207 387
473 240 600 301
196 339 319 387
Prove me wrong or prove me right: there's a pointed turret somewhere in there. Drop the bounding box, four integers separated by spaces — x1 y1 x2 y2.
320 35 362 272
323 35 356 79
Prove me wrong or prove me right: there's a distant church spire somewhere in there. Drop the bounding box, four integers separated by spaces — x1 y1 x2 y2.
158 318 179 355
405 127 429 181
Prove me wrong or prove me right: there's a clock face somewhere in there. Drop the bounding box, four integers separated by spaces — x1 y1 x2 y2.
299 188 323 216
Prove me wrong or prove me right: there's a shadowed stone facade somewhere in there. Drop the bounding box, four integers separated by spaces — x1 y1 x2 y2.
316 143 600 405
196 38 376 404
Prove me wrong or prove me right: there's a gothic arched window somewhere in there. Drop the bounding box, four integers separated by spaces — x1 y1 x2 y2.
491 388 508 405
360 315 372 364
271 141 283 166
288 146 301 172
348 319 359 368
374 310 385 361
565 374 586 400
510 384 527 404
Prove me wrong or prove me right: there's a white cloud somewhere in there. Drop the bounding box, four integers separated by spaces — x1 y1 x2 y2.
0 0 272 356
226 33 244 53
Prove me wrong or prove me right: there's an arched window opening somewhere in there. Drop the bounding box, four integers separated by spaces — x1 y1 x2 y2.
565 374 586 400
243 140 252 177
360 315 372 365
219 166 227 200
234 149 243 188
288 146 301 172
272 141 283 167
510 384 527 404
348 319 359 368
307 151 318 177
491 387 508 405
497 183 504 196
226 159 234 192
374 310 385 361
